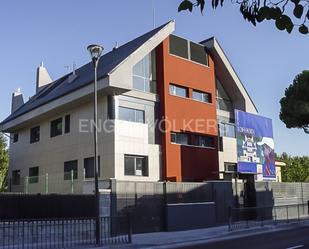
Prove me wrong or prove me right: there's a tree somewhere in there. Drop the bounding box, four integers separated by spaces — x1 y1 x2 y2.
0 133 9 192
279 152 309 182
280 70 309 134
178 0 309 34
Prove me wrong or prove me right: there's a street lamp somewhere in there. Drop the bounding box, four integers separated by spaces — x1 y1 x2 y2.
87 44 103 245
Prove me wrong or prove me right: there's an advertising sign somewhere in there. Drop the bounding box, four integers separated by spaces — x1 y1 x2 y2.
235 110 276 181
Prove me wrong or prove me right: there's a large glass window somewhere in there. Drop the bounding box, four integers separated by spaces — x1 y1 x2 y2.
50 118 63 137
169 35 189 59
84 156 101 178
218 122 236 138
216 79 233 112
118 107 145 123
133 51 156 93
29 167 39 184
190 42 208 66
192 90 212 103
169 84 188 98
12 170 21 185
171 132 189 145
64 160 78 180
169 35 209 66
30 126 40 144
124 155 148 176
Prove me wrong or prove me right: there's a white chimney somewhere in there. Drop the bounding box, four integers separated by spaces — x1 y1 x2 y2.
36 62 52 93
11 88 24 113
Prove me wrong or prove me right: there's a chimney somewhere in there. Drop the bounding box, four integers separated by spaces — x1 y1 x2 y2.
11 88 24 113
36 62 52 93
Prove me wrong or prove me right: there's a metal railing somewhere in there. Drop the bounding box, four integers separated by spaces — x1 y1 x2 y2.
228 203 309 231
0 216 131 248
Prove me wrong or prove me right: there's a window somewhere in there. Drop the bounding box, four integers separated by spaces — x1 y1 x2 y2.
192 90 212 103
169 35 189 59
169 84 188 98
196 135 215 148
29 167 39 184
30 126 40 144
218 123 236 138
12 170 21 185
171 132 215 148
13 133 19 143
133 51 156 93
190 42 208 66
124 155 148 176
65 115 70 134
84 157 101 178
118 107 145 123
169 35 209 66
64 160 78 180
50 118 63 137
107 95 115 119
171 132 189 145
216 79 233 112
225 163 237 172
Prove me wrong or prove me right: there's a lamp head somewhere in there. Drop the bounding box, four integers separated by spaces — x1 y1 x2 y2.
87 44 103 64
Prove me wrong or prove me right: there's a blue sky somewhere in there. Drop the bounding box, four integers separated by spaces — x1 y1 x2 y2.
0 0 308 156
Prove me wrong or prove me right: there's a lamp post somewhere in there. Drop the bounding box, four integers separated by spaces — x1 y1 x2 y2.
87 44 103 245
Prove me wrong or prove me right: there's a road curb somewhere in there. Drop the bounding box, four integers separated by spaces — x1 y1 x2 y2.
142 220 309 249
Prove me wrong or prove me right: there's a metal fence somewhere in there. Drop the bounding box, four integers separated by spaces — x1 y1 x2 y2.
0 216 131 249
228 203 309 231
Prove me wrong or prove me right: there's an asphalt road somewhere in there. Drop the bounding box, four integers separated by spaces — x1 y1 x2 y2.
177 226 309 249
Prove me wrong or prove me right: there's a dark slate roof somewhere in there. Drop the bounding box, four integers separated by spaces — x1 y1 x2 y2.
1 21 171 125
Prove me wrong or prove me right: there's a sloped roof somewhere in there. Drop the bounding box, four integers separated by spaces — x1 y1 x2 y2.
1 21 172 125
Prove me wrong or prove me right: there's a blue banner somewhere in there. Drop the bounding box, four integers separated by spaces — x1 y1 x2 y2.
235 110 276 181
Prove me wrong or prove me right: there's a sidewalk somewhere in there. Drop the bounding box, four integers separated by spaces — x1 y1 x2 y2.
99 220 309 249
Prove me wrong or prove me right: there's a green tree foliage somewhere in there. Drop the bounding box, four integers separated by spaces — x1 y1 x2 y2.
178 0 309 34
279 153 309 182
0 133 8 192
280 70 309 134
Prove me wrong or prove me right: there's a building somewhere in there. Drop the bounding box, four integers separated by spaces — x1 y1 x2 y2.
0 21 261 194
275 160 286 182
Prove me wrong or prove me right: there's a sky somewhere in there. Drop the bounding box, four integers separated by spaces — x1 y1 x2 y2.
0 0 308 156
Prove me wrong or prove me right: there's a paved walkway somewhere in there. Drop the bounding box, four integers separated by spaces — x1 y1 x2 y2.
98 220 309 249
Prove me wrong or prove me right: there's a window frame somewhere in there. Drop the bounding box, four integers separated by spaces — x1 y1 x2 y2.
196 135 215 148
84 156 101 179
132 50 157 94
30 126 40 144
64 160 78 180
189 41 209 66
169 35 209 67
218 122 236 138
50 117 63 138
29 166 39 184
124 155 149 177
192 90 212 103
169 84 188 98
170 132 189 145
65 115 70 134
118 106 145 124
169 34 189 59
